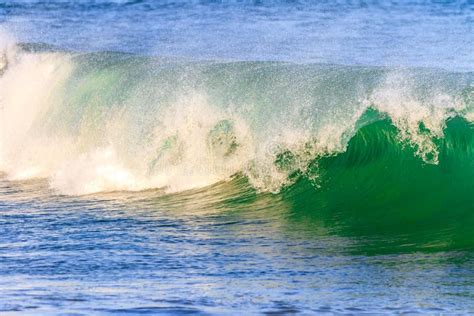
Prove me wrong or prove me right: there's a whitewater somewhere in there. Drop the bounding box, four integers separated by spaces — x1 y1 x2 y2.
1 38 472 196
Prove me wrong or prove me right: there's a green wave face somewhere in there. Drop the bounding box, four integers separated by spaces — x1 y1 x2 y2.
0 46 473 254
279 115 474 254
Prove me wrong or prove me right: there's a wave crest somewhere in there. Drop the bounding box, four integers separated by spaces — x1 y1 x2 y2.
0 41 472 195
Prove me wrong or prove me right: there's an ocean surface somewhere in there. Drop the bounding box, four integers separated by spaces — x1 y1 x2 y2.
1 0 474 314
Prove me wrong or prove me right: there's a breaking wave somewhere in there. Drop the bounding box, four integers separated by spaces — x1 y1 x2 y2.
0 37 473 198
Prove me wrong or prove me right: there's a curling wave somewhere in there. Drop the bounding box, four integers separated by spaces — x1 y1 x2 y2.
0 38 473 198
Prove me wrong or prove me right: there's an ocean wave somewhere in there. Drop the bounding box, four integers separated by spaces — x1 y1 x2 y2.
0 39 472 196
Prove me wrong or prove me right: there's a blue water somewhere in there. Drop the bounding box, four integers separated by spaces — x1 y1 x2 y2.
2 0 473 70
1 1 474 315
2 178 474 314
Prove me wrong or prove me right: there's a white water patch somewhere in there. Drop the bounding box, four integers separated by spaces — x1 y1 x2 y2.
0 44 73 177
0 44 259 194
370 70 465 163
466 111 474 123
50 146 140 195
242 120 357 193
139 93 255 193
47 93 255 195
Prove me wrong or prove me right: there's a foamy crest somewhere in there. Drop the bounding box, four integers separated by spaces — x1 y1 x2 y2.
0 38 73 176
45 93 254 195
370 70 464 163
0 43 471 195
144 93 254 193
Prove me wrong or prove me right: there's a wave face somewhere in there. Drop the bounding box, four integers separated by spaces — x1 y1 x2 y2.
0 41 473 202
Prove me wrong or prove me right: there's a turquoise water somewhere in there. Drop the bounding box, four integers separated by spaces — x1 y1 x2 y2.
1 1 474 314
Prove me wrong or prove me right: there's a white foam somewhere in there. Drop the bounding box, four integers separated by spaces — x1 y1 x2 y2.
370 70 464 163
0 43 73 179
0 38 470 195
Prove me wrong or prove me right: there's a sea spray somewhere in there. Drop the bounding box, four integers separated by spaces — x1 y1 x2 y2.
0 40 472 195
